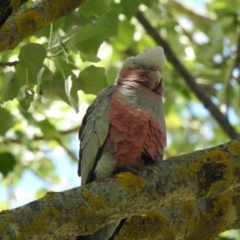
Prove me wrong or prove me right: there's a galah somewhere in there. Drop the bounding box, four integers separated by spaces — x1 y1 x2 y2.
77 46 167 240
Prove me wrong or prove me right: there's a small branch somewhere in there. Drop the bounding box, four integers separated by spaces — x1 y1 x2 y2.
0 125 79 144
136 11 239 139
0 60 19 66
0 138 240 239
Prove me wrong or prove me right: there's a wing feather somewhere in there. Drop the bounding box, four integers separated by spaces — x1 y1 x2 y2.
78 86 114 185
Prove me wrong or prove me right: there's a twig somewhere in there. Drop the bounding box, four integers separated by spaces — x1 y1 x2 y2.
0 125 80 145
135 11 239 139
0 60 19 66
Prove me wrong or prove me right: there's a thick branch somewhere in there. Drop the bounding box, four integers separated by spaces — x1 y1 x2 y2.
135 11 239 140
118 193 240 240
0 0 28 26
0 139 240 239
0 0 87 53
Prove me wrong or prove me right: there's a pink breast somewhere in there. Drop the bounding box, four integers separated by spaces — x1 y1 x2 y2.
107 94 166 167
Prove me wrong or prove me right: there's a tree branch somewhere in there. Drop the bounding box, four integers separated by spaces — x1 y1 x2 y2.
118 193 240 240
135 11 239 140
0 0 87 53
0 125 80 144
0 0 29 26
0 61 19 66
1 138 240 239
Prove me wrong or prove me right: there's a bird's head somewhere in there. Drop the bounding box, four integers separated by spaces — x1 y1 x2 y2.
116 47 165 94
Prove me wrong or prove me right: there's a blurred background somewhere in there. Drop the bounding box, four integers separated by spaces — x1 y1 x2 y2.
0 0 239 239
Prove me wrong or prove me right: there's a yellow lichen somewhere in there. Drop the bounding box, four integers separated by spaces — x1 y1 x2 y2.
207 180 231 197
118 210 175 240
3 216 16 222
151 190 161 201
207 149 229 165
212 194 232 231
0 40 9 52
44 191 56 201
45 0 74 21
0 210 9 214
199 153 207 162
175 166 189 180
18 206 60 239
89 195 107 210
205 150 233 196
0 223 4 233
116 172 146 194
77 205 97 233
232 161 240 180
15 10 43 38
189 161 203 173
183 203 212 239
199 176 206 183
165 204 173 210
181 201 195 220
10 0 21 12
65 204 73 210
83 189 92 199
83 189 107 210
1 23 10 32
228 141 240 156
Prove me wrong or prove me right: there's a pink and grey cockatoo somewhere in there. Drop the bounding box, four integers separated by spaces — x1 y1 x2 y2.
77 46 167 240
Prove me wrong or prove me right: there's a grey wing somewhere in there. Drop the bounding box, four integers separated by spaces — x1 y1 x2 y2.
78 86 114 185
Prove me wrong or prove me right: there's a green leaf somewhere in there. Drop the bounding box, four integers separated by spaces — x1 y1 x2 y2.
141 0 155 7
40 71 65 99
35 188 48 199
80 0 111 17
0 108 14 135
18 43 46 74
30 157 60 182
96 3 122 36
38 119 57 139
78 65 108 95
74 24 111 55
0 152 16 177
106 66 118 85
111 20 135 51
15 66 36 85
1 72 22 102
80 52 101 63
37 67 53 95
120 0 142 19
40 69 79 110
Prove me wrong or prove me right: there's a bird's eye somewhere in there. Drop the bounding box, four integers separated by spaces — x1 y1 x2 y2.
150 67 156 71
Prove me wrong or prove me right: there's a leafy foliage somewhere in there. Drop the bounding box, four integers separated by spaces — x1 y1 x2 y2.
0 0 239 238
